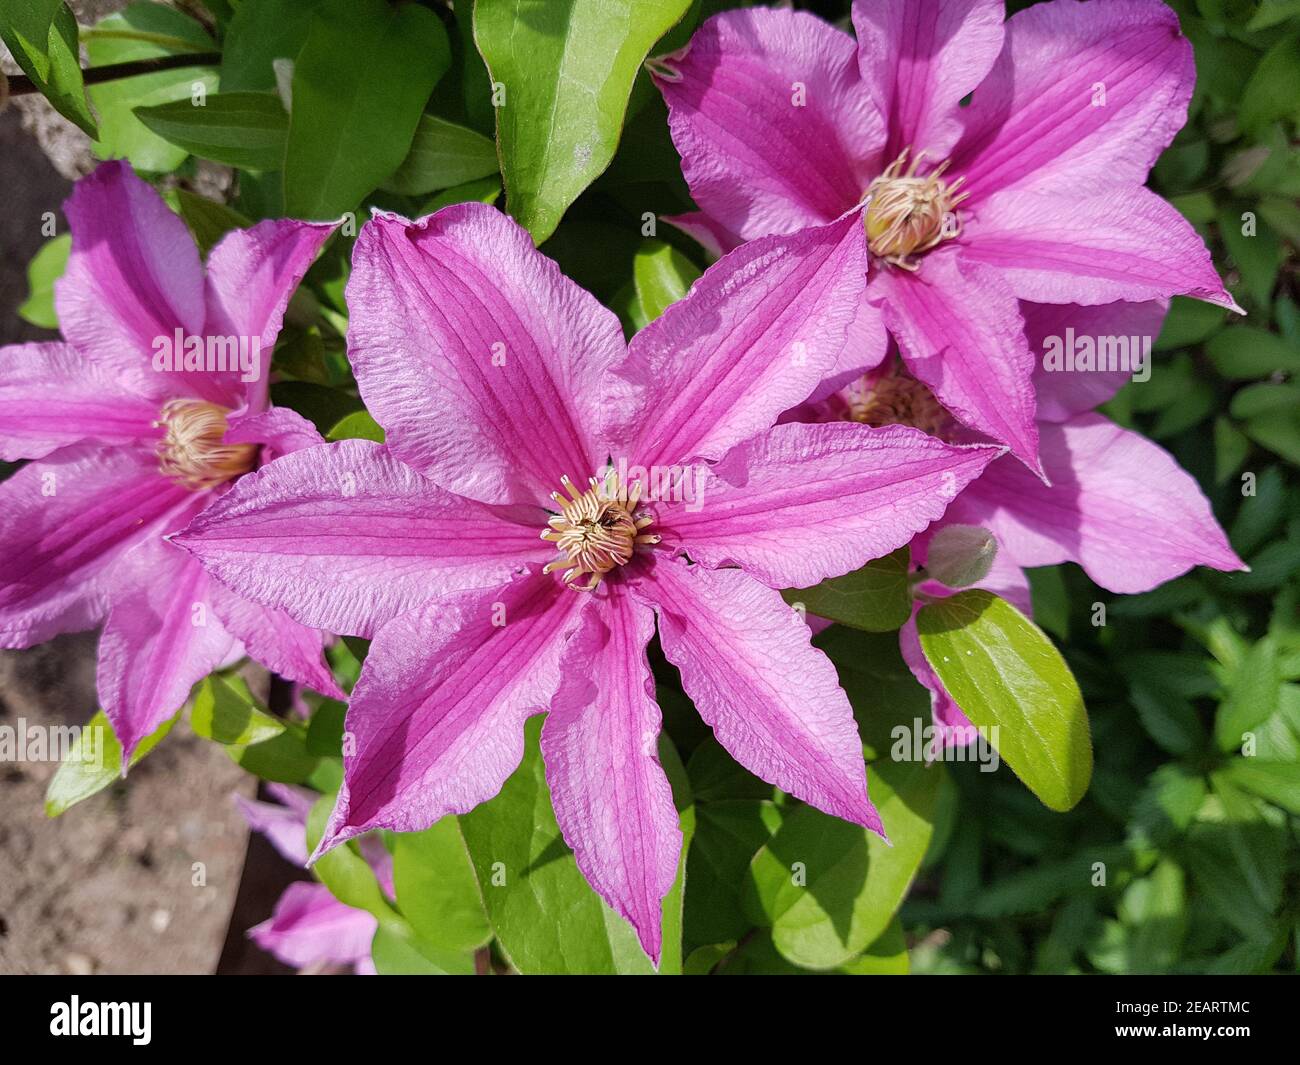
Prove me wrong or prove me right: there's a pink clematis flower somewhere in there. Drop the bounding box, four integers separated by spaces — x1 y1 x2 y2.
0 162 343 758
653 0 1240 472
793 299 1246 741
238 783 387 974
176 201 1005 962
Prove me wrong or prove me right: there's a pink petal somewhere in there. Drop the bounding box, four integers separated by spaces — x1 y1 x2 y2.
0 446 189 648
55 162 233 405
346 205 620 506
314 573 584 853
204 218 339 409
950 0 1194 202
871 247 1040 472
208 581 344 700
654 7 881 241
175 439 550 639
852 0 1005 163
659 421 1000 589
225 405 325 460
98 534 238 760
249 881 377 969
661 211 744 258
0 342 160 461
614 212 870 469
635 559 882 834
964 187 1238 309
235 786 314 866
542 587 681 966
1024 299 1168 422
948 413 1245 593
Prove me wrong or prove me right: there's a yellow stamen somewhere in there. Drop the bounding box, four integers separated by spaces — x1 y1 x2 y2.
542 470 658 591
155 399 257 491
863 148 968 270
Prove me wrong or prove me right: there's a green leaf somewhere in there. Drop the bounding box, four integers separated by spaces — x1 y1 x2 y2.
1206 326 1300 379
228 722 319 783
219 0 323 91
369 923 471 975
686 800 784 948
417 175 502 215
326 409 385 443
1 4 98 136
0 0 64 80
306 793 392 917
382 114 499 196
170 188 251 255
1237 33 1300 138
459 717 658 974
87 3 218 172
1215 637 1282 751
1243 406 1300 465
189 673 284 746
284 0 450 219
1154 296 1226 351
1217 206 1282 309
841 917 910 974
392 818 492 953
1221 759 1300 815
17 234 70 329
45 711 175 816
783 547 912 633
917 590 1092 812
1117 859 1186 974
474 0 693 243
632 239 700 324
743 758 940 970
134 91 288 169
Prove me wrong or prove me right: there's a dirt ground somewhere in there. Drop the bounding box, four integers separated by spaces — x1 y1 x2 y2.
0 14 298 974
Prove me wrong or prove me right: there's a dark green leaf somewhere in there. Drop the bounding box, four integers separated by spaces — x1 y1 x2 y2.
382 114 499 196
134 91 288 169
783 547 911 633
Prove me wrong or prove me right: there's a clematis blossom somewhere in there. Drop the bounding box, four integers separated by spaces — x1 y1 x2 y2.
237 784 386 974
0 162 343 759
176 201 1005 963
793 298 1245 742
653 0 1240 472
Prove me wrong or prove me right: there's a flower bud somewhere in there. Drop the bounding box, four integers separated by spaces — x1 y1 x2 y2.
926 525 998 588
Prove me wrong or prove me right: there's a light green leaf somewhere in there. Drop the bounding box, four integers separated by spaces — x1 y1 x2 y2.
189 673 284 746
134 91 288 169
783 547 912 633
306 793 393 918
417 175 502 215
382 114 499 196
744 759 940 970
474 0 693 243
45 711 175 817
917 590 1092 811
326 409 385 443
87 3 218 172
1118 859 1186 973
285 0 450 219
1215 637 1281 751
392 817 492 954
1 4 98 136
632 239 700 324
18 234 71 329
369 923 473 975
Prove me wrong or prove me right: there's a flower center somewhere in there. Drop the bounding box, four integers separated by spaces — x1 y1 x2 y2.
840 362 954 439
863 149 968 270
155 399 258 491
540 471 660 591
